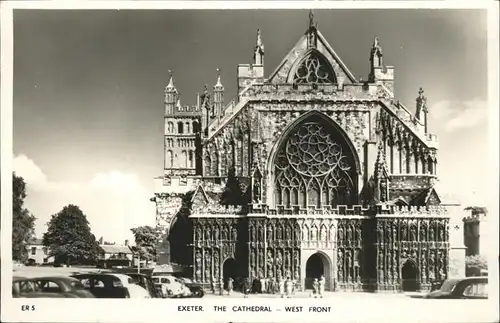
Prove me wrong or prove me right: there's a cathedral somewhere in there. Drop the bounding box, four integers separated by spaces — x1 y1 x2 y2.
151 13 465 293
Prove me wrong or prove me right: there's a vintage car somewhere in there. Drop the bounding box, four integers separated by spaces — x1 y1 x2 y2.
120 272 158 298
71 273 150 298
152 275 191 298
175 277 204 298
425 277 488 299
13 276 95 298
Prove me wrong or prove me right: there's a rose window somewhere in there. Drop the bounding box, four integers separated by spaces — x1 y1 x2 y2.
274 119 356 208
293 52 336 85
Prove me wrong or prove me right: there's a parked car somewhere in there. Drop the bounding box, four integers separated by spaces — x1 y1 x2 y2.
71 273 150 298
176 277 204 298
425 277 488 299
152 275 191 298
120 272 158 298
13 276 95 298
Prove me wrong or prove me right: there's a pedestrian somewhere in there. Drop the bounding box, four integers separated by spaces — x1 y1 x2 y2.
267 277 273 294
285 277 293 299
312 278 319 298
279 278 285 298
227 277 234 295
211 276 216 294
243 278 251 298
319 275 325 298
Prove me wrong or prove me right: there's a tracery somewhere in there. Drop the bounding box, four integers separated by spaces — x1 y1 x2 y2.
274 118 356 208
293 51 336 85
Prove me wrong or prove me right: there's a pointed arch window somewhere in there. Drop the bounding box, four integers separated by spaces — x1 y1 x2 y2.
293 51 336 85
274 115 357 208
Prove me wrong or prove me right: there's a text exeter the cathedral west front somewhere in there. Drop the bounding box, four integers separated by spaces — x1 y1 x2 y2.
151 14 466 293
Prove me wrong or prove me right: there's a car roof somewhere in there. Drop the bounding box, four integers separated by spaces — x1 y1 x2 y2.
31 276 81 283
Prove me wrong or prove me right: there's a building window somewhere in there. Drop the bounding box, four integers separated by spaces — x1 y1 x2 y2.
42 247 48 255
274 115 356 208
31 247 37 255
181 150 188 168
293 51 336 85
178 122 184 134
189 150 194 168
186 122 190 133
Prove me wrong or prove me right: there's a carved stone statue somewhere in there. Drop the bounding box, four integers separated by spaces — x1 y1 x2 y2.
338 226 344 243
253 178 261 203
377 223 384 242
277 225 283 240
438 226 444 241
356 225 362 243
429 224 435 241
285 225 291 240
420 224 427 241
401 224 407 241
329 225 336 242
250 226 255 241
232 227 238 241
267 224 273 241
311 226 318 241
378 251 383 268
293 250 299 266
196 226 202 241
410 225 417 241
320 225 327 241
346 225 353 243
276 250 283 266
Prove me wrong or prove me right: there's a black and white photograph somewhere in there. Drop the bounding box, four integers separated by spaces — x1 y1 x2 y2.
1 1 498 323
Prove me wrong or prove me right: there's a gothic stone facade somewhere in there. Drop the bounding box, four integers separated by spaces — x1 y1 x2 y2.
152 19 458 292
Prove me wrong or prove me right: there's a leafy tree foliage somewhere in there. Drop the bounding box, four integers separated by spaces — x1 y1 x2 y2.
464 206 488 215
43 204 102 265
12 173 37 261
130 225 160 264
465 254 488 276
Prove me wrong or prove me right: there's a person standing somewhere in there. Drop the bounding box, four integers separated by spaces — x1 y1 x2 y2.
285 277 293 299
279 277 285 298
211 276 216 294
319 275 325 298
227 277 234 296
243 278 251 298
312 278 319 298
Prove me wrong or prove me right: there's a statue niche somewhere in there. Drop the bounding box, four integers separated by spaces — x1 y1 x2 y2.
273 112 358 209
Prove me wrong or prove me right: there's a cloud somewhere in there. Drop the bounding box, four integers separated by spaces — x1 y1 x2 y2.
13 155 156 244
431 98 488 132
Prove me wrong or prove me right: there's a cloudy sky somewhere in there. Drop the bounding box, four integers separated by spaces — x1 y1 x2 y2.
12 9 489 243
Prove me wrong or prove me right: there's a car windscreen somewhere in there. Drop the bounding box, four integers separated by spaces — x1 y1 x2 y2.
152 277 160 283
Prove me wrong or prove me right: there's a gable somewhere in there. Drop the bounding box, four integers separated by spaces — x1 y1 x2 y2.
268 28 357 85
191 185 209 210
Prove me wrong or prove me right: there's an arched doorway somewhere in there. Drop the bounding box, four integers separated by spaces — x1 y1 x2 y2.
222 258 237 290
401 259 419 291
305 252 330 290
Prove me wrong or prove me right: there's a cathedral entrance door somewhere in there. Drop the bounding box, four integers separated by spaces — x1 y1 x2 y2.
401 259 419 291
222 258 237 291
305 252 330 290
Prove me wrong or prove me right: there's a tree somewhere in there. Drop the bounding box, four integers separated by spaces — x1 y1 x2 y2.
12 173 37 261
130 226 160 264
464 206 488 215
465 254 488 276
43 204 102 265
